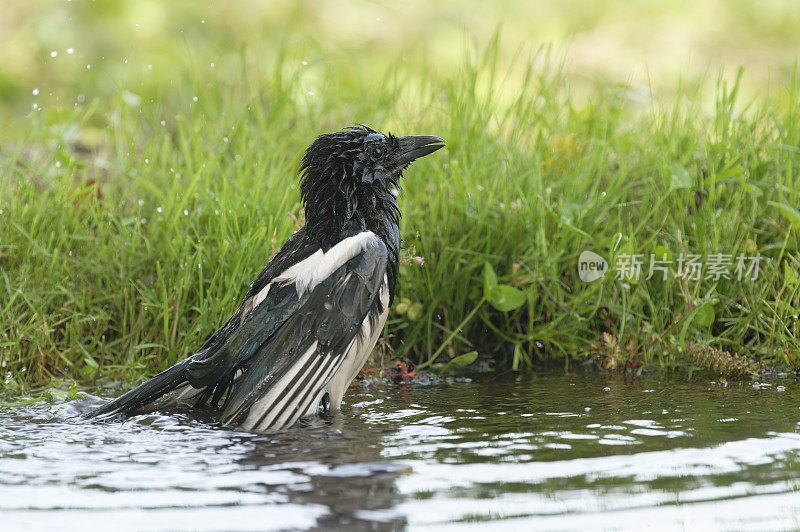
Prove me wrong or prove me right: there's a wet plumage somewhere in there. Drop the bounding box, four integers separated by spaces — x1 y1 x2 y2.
87 125 445 431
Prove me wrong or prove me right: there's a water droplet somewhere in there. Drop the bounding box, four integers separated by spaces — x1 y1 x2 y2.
66 48 74 55
50 50 58 58
32 88 39 95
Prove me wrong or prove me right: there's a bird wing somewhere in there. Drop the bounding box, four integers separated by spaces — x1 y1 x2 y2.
218 231 389 430
87 230 387 424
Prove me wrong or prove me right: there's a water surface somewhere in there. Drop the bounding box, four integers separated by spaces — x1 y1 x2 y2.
2 373 800 530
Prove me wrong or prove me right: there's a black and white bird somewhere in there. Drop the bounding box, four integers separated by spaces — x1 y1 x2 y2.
88 125 445 431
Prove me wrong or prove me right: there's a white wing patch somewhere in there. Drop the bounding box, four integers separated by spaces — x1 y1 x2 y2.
273 231 380 297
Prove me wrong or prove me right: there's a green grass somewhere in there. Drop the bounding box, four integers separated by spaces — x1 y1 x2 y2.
2 33 800 390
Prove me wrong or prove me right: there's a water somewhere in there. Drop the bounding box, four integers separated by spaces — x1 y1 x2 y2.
2 373 800 530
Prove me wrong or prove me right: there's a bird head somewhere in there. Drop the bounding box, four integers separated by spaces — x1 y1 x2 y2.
300 125 445 203
299 125 445 240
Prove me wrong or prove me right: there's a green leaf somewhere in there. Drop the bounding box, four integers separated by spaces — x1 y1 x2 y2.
669 163 692 190
488 284 526 312
713 163 744 183
694 304 715 328
785 264 799 288
652 245 673 262
81 355 99 380
132 343 168 350
446 351 478 370
394 297 411 315
483 262 498 299
559 221 594 241
767 201 800 230
536 195 592 241
406 302 424 321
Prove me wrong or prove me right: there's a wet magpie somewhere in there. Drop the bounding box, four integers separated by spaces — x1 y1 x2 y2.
88 125 445 431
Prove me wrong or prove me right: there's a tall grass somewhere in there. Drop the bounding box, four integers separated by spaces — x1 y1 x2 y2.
1 41 799 391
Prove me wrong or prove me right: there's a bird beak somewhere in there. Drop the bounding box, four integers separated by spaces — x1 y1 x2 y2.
395 135 446 167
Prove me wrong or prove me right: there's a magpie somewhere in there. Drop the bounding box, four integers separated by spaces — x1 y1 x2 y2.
87 125 445 431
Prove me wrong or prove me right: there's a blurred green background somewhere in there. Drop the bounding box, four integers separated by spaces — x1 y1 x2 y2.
3 0 800 132
3 1 800 386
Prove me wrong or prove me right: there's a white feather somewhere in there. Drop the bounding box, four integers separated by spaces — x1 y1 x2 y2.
237 276 389 431
239 340 319 430
323 275 390 411
273 231 379 297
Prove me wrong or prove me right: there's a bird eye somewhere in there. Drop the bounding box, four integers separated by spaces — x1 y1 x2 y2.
371 146 383 159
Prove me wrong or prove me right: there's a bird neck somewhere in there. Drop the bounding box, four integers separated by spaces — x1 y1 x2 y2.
305 186 399 250
303 184 401 302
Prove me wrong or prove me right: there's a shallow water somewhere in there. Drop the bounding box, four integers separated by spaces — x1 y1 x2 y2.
2 373 800 531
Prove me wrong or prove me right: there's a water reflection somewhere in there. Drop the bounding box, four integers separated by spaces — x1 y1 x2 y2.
1 373 800 530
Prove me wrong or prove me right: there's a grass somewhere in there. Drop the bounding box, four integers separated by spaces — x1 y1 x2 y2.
2 29 800 391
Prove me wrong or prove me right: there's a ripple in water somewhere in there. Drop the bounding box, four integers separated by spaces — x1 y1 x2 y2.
2 373 800 530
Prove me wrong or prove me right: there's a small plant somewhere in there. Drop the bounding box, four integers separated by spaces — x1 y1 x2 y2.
418 262 527 370
591 332 636 370
681 342 765 378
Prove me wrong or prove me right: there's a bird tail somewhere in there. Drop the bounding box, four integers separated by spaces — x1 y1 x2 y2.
85 359 191 419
